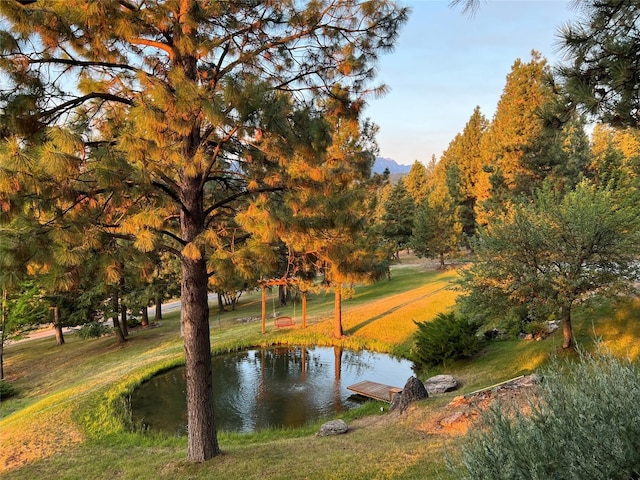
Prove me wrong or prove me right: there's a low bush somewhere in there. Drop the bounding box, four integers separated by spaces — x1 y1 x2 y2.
77 321 111 340
452 351 640 479
127 316 141 329
411 312 483 367
0 379 17 400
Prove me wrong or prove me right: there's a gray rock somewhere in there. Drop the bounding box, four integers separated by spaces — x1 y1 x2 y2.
389 376 428 413
545 321 559 334
317 419 348 436
424 374 458 394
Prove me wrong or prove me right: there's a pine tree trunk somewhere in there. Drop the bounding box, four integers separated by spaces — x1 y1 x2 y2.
54 325 65 345
120 276 128 337
334 283 343 338
155 295 162 320
181 177 219 462
141 306 149 327
218 291 225 314
112 290 126 344
53 305 65 346
279 284 288 306
302 291 307 328
561 304 574 349
121 302 128 337
182 255 217 461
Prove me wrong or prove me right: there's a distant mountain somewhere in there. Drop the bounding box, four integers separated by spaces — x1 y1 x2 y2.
373 157 411 175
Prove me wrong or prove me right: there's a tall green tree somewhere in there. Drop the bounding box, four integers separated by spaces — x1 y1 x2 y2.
410 196 461 269
380 179 415 258
0 0 407 461
438 106 488 239
475 52 591 224
460 181 640 349
409 154 463 268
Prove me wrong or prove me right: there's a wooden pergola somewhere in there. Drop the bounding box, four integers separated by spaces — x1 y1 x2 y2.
259 279 308 334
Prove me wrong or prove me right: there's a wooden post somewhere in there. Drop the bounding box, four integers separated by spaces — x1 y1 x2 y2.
302 291 307 328
261 286 266 334
333 283 343 338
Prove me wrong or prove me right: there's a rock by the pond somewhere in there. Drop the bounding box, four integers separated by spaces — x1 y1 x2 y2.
317 419 348 436
390 376 428 414
424 374 458 394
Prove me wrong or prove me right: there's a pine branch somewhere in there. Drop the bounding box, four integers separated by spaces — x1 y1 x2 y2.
41 93 133 121
26 57 138 72
151 180 184 209
156 229 186 246
203 186 284 218
200 125 239 190
130 38 175 60
156 244 182 257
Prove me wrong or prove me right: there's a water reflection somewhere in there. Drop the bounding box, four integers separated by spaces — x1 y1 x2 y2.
130 346 414 435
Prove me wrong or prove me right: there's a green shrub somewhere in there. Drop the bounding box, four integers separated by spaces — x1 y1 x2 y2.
127 316 141 328
451 351 640 479
77 321 111 340
0 379 17 400
411 312 483 367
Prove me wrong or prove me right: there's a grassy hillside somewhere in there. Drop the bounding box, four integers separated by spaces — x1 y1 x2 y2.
1 255 639 479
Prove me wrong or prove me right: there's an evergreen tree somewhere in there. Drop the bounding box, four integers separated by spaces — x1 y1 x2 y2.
557 0 640 128
0 0 407 461
477 52 556 215
403 160 430 205
476 52 589 223
276 93 390 338
588 124 640 189
0 281 48 380
439 106 488 239
380 179 415 258
410 196 461 269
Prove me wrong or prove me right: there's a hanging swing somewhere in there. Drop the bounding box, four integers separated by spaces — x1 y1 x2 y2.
273 284 296 328
260 279 298 331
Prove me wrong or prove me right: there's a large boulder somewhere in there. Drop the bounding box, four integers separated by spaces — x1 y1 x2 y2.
389 376 428 413
424 374 458 394
317 419 348 436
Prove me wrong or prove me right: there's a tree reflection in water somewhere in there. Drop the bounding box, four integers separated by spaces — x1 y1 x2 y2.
130 346 414 435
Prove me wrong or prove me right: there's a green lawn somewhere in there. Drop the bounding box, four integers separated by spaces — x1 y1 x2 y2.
1 256 639 479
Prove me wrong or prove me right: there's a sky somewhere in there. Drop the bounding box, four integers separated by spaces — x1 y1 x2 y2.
364 0 581 166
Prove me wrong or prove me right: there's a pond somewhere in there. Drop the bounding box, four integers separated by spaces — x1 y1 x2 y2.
130 346 414 435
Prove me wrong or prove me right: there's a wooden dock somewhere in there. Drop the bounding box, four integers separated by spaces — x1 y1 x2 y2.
347 380 403 403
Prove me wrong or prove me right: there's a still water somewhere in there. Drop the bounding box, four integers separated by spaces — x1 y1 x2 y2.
130 346 414 435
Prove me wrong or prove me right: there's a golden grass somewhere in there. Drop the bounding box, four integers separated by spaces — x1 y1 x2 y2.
1 405 83 471
0 326 187 472
344 279 458 345
578 297 640 360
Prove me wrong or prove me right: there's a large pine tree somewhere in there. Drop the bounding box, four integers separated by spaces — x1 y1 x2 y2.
0 0 407 461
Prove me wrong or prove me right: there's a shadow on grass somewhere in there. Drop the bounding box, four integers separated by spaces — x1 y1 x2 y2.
345 285 451 336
